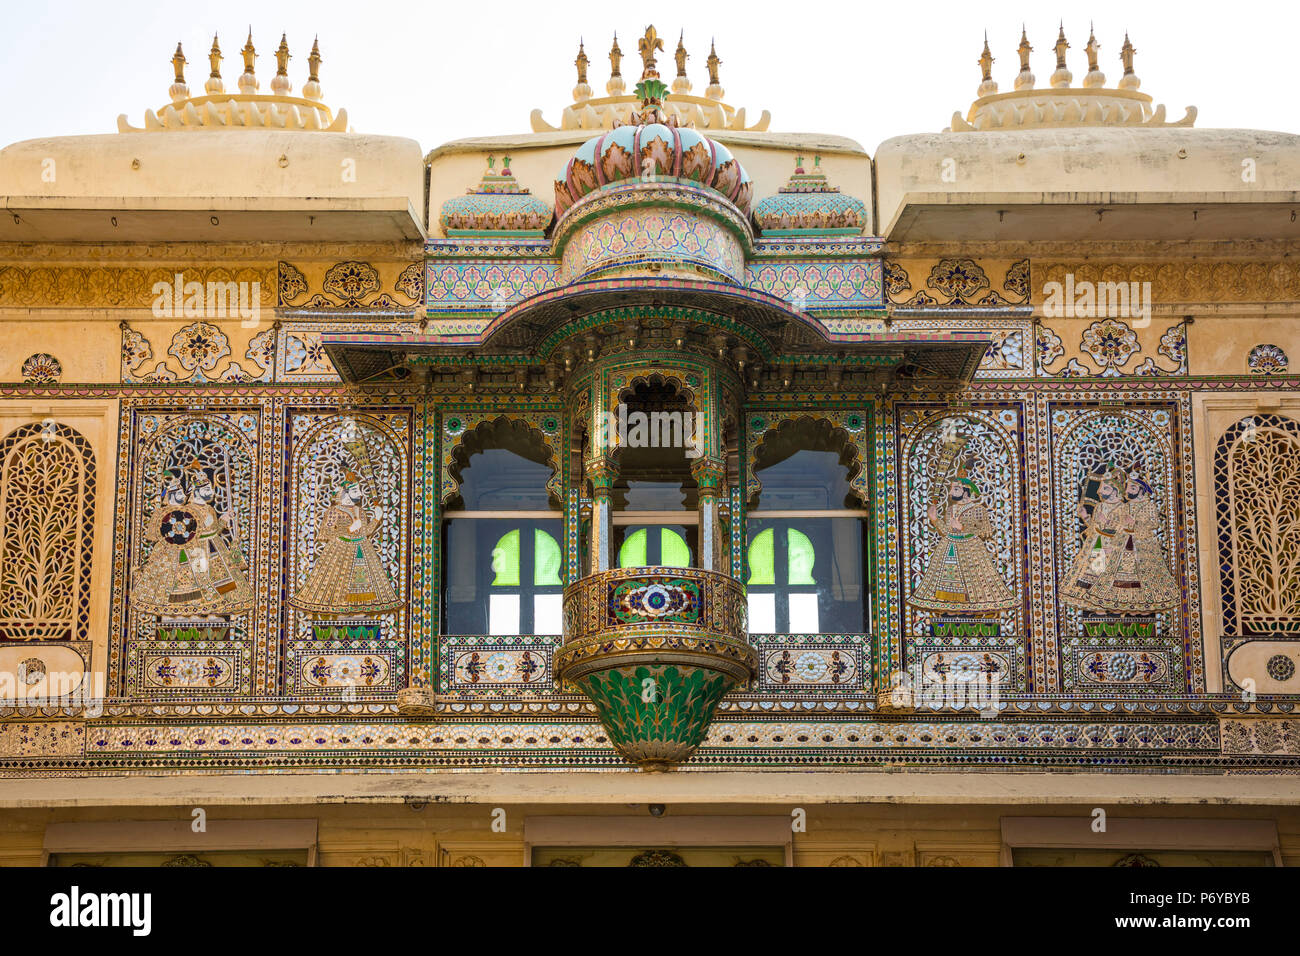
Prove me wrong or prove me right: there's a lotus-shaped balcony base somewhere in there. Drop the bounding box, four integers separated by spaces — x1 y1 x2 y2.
556 567 756 770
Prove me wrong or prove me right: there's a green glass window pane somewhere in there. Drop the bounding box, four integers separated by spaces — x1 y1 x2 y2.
747 528 775 586
661 528 690 568
619 528 648 568
534 529 562 586
787 528 816 584
491 528 521 586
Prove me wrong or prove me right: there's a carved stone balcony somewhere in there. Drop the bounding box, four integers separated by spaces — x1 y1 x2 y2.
556 566 757 770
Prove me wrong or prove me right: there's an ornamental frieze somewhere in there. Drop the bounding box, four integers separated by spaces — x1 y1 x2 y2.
278 260 424 310
0 264 275 309
1035 259 1300 304
885 257 1030 308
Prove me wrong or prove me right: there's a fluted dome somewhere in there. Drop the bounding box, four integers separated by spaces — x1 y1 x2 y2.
752 155 866 235
440 154 552 236
554 123 752 219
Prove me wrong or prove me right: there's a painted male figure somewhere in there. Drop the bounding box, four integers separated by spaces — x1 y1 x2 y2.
910 473 1016 614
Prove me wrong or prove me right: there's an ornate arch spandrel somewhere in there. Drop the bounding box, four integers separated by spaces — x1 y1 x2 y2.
744 410 871 507
0 422 96 642
589 362 722 470
440 412 564 508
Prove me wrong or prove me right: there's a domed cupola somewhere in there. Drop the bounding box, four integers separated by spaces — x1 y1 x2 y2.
752 154 867 235
440 154 552 237
556 122 751 218
550 26 754 285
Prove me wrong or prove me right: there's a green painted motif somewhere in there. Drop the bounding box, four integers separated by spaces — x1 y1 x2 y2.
929 618 1001 639
311 623 383 641
156 624 231 641
1082 617 1157 640
576 663 736 767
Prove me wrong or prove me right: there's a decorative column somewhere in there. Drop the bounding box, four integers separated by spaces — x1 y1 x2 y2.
692 459 726 572
587 461 615 573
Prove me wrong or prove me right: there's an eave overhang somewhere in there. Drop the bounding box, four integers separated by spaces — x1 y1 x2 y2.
0 195 427 242
884 190 1300 243
323 276 990 387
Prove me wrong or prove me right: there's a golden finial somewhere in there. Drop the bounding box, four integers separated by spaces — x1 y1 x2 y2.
609 32 623 77
303 35 323 101
976 31 998 95
271 33 292 95
1120 32 1136 75
575 38 589 84
1082 23 1105 88
1117 32 1140 90
172 42 187 84
1014 24 1035 91
205 33 224 95
638 24 664 79
606 32 625 95
675 31 688 77
239 27 258 94
706 39 721 86
275 34 290 76
1050 22 1073 88
169 42 189 102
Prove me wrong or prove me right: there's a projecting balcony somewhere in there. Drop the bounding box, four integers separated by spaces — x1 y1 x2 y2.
555 566 757 770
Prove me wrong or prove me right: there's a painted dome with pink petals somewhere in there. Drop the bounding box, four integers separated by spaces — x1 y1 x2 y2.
554 123 752 220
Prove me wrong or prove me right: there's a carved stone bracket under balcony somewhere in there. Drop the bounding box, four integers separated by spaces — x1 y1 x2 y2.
556 566 757 770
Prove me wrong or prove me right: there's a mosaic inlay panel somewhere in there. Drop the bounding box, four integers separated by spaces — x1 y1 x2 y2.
128 640 251 696
753 635 867 695
439 635 560 696
285 639 405 696
559 207 745 283
1062 634 1183 694
897 403 1029 685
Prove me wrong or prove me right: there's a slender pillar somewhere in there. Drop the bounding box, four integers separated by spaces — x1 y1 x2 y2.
588 462 615 572
692 459 726 572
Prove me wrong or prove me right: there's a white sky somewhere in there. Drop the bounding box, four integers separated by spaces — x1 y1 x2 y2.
0 0 1293 153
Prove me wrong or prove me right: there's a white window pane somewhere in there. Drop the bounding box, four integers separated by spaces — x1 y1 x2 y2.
788 593 819 634
533 593 563 635
489 594 521 635
748 593 776 634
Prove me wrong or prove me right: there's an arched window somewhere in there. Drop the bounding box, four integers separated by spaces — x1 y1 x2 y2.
0 422 96 641
485 527 564 634
609 378 699 569
617 527 692 568
442 421 562 636
747 526 822 630
747 420 869 634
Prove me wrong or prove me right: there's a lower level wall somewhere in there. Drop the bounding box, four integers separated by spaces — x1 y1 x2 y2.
3 799 1298 867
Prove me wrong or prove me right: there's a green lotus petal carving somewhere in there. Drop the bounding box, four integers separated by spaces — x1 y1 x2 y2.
575 663 736 770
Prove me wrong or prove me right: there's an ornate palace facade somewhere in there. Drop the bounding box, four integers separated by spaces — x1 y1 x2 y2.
1 25 1298 867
